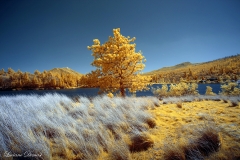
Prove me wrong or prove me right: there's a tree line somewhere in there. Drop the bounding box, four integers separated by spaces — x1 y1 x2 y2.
0 68 82 90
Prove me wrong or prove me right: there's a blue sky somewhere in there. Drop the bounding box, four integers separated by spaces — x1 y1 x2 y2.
0 0 239 74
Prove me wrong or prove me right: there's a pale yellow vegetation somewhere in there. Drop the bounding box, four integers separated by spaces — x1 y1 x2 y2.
148 54 240 84
87 28 151 96
205 86 216 95
220 82 240 95
152 82 198 98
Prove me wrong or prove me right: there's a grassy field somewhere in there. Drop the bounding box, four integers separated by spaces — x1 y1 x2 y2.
146 96 240 160
0 94 239 160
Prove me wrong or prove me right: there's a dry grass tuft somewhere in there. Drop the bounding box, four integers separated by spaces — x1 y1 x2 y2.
72 96 80 103
182 145 204 160
144 117 157 128
194 129 221 156
163 124 220 160
223 99 228 103
129 133 154 152
163 147 185 160
43 126 59 139
208 145 240 160
230 100 238 107
176 101 183 108
154 102 160 107
108 142 131 160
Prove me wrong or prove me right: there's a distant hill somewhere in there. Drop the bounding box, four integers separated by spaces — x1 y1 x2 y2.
146 62 194 74
49 67 83 76
145 54 240 83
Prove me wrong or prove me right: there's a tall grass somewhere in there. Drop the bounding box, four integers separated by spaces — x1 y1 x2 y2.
0 94 158 159
1 93 238 159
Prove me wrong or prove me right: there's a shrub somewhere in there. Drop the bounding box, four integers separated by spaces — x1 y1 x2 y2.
169 82 198 97
151 84 169 98
152 82 199 98
220 82 240 95
107 92 114 98
205 86 216 96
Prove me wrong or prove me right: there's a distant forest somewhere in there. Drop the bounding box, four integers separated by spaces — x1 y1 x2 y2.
0 68 82 90
148 54 240 84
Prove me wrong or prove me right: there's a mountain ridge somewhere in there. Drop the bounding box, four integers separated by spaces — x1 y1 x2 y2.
144 54 240 76
146 62 194 74
49 67 83 76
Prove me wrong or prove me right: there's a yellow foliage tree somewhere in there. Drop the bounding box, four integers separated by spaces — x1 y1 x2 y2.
87 28 150 96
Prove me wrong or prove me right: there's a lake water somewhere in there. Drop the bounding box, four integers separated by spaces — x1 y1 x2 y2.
0 84 222 97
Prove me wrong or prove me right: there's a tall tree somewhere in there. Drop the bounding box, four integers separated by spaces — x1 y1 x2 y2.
7 68 15 75
0 68 5 75
31 75 40 88
0 76 3 88
87 28 150 96
22 72 30 88
34 70 41 76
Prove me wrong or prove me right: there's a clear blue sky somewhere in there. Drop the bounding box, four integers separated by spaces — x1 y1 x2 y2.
1 0 239 74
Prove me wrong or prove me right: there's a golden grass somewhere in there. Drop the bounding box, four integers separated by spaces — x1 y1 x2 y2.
146 99 240 160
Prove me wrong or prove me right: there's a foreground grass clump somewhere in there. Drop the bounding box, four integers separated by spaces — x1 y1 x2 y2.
163 124 221 160
0 94 158 159
129 132 154 152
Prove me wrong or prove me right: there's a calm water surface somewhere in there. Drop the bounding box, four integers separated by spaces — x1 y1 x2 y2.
0 84 222 97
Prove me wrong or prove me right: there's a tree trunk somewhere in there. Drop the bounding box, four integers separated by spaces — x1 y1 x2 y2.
120 87 125 97
120 80 125 97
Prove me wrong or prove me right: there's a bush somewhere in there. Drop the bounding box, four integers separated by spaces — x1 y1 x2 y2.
151 84 169 98
220 82 240 95
152 82 198 98
205 86 216 96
